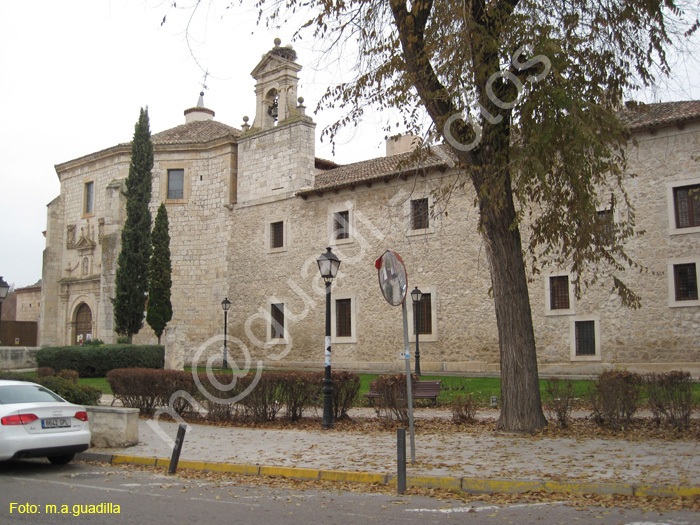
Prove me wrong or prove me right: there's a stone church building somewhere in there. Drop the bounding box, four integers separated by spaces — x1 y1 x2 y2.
39 42 700 375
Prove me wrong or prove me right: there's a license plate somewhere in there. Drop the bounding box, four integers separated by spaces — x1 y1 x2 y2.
42 418 70 429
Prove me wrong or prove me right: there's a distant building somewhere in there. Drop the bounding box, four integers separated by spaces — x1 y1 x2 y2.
15 281 41 323
40 42 700 375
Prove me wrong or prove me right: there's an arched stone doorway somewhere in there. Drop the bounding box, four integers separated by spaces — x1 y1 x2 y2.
75 303 93 344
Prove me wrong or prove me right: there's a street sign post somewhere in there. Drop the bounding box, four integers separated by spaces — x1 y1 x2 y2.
376 250 415 464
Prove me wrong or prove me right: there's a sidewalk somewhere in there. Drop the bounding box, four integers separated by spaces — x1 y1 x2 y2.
80 399 700 498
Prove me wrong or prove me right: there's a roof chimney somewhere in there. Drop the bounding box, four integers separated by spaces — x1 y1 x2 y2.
184 91 215 123
386 134 421 156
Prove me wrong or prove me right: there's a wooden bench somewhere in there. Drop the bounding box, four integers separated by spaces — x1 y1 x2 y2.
363 379 442 406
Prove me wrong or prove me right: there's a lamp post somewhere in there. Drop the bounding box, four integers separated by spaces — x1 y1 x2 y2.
0 277 9 346
411 286 423 376
221 297 231 369
317 247 341 429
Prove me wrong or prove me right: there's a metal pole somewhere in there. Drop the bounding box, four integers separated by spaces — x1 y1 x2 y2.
397 427 407 494
414 301 421 376
223 309 229 369
168 423 187 474
0 301 3 346
322 280 334 428
401 300 416 464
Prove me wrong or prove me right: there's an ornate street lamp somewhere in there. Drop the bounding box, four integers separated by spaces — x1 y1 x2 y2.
317 247 341 429
221 297 231 369
411 286 423 376
0 277 9 346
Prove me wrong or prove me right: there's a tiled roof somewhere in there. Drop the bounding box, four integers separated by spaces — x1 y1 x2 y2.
618 100 700 132
300 101 700 196
299 145 457 195
151 120 241 145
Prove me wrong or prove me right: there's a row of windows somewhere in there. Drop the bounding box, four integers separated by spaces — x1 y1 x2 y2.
267 291 435 344
547 260 699 313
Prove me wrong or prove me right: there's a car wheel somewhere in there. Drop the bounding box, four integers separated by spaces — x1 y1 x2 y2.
47 454 75 465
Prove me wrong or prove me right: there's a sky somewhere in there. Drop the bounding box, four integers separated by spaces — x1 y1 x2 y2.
1 0 699 289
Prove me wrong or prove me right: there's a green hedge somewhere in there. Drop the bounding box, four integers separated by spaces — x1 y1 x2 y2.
0 373 102 406
36 345 164 378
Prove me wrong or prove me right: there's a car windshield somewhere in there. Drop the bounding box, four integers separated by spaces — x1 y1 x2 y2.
0 385 65 404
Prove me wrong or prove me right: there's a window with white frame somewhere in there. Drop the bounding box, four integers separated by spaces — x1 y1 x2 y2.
667 179 700 235
667 257 700 307
84 181 94 215
408 286 438 342
331 294 357 343
545 272 575 315
167 169 184 200
570 317 601 361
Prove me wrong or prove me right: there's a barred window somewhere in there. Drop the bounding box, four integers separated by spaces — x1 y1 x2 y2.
549 275 570 310
411 198 429 230
334 211 350 240
597 209 614 244
673 184 700 229
414 293 432 335
270 221 284 249
674 263 698 301
575 320 596 356
335 298 352 338
270 303 284 339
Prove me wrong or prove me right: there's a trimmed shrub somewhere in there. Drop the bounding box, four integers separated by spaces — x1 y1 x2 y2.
37 367 56 378
644 371 694 429
313 371 361 420
57 369 79 384
82 339 105 346
37 376 102 406
451 393 477 425
590 369 642 430
107 368 188 415
281 371 317 421
37 345 164 378
237 372 284 422
545 377 575 428
370 373 418 423
117 336 131 344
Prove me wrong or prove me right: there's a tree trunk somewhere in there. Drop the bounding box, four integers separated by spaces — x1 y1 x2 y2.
481 194 547 432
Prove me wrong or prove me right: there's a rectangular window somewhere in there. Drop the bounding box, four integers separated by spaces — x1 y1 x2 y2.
270 303 284 339
597 209 614 244
575 320 596 356
167 169 184 200
414 293 432 335
334 211 350 240
549 275 570 310
84 181 94 214
411 198 429 230
336 298 352 338
674 263 698 301
270 221 284 249
674 184 700 229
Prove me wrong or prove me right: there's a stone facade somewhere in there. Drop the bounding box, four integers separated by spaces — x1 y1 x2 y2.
14 283 41 323
40 43 700 376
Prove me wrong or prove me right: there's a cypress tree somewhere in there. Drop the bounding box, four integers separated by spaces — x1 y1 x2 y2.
147 203 172 344
113 108 153 341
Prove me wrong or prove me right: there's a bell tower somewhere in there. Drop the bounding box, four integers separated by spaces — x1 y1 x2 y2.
250 38 303 130
236 40 316 206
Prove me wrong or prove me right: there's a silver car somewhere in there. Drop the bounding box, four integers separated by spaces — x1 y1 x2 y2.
0 380 91 464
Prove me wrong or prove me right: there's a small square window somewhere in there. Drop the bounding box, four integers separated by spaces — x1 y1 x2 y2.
411 198 429 230
167 169 184 200
270 221 284 249
270 303 284 339
674 263 698 301
575 320 596 356
549 275 570 310
334 211 350 240
336 298 352 338
673 184 700 229
84 181 94 214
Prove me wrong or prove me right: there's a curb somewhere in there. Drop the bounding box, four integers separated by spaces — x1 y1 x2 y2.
76 452 700 499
